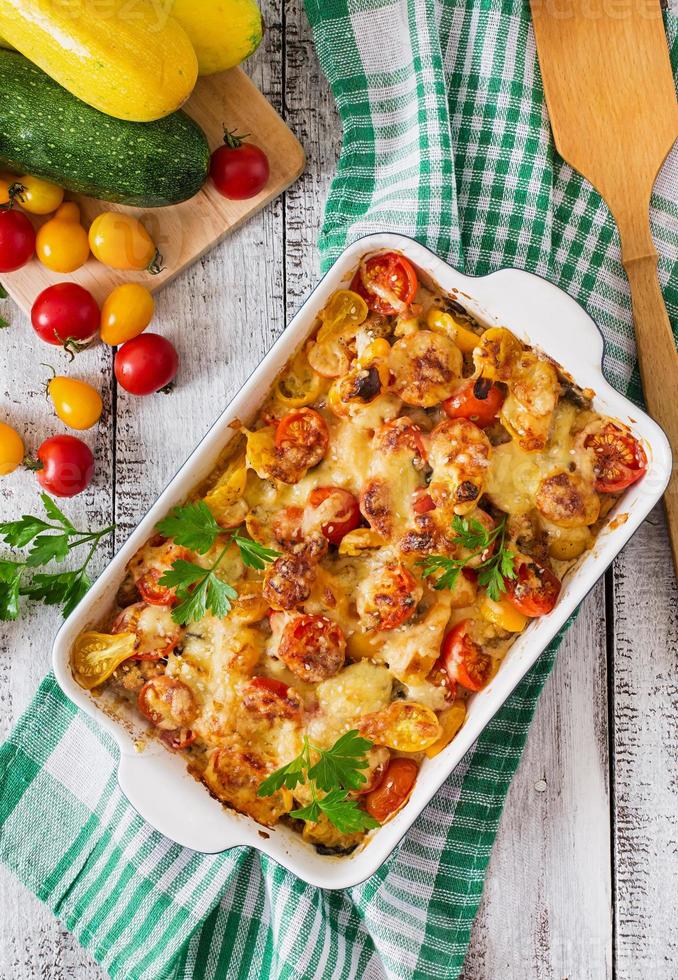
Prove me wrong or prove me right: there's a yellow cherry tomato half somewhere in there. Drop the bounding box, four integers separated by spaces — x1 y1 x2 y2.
359 701 442 752
13 175 64 215
100 283 155 346
0 176 11 206
0 420 25 475
36 202 90 273
480 594 528 633
47 375 103 430
89 212 161 272
71 631 137 690
274 348 322 406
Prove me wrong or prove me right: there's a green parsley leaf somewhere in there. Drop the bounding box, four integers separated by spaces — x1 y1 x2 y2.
160 552 238 626
0 515 52 548
0 561 24 621
257 748 310 797
258 731 379 834
0 316 9 329
40 493 75 531
156 501 222 554
419 514 516 602
232 533 281 570
308 730 373 792
0 283 7 299
25 532 71 567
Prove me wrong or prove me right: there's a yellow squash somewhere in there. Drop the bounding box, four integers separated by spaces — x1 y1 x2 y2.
171 0 262 75
0 0 198 121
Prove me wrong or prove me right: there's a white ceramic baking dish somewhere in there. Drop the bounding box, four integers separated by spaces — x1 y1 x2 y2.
52 233 672 890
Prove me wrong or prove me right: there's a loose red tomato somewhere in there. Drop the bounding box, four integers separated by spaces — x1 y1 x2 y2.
275 408 329 469
351 252 418 315
443 378 505 428
31 283 99 354
0 208 35 272
32 435 94 497
441 620 493 692
506 557 561 618
210 131 270 200
364 757 418 823
278 613 346 683
114 334 179 395
309 486 361 545
585 423 647 493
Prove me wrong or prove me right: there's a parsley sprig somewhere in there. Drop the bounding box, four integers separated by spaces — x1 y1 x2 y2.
257 730 380 834
156 501 280 625
418 514 516 601
0 494 115 621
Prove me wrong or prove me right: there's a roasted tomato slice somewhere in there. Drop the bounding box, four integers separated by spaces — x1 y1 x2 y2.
412 490 435 515
357 561 421 631
309 486 361 545
506 557 561 618
441 620 493 692
278 613 346 683
111 602 181 660
351 252 418 315
136 568 177 606
243 676 303 721
443 378 505 428
138 676 197 731
375 417 428 461
359 701 441 752
364 758 418 823
274 408 329 470
160 728 197 751
585 423 647 493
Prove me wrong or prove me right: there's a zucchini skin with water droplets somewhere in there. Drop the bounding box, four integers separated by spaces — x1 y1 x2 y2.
0 53 209 208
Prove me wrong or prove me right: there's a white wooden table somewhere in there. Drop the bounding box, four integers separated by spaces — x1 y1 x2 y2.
1 5 676 977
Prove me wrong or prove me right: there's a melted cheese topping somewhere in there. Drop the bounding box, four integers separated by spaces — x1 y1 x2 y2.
87 262 637 852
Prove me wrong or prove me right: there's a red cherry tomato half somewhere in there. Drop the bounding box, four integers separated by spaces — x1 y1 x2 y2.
278 613 346 683
210 132 270 200
0 208 35 272
585 423 647 493
31 283 99 353
364 757 418 823
506 556 561 618
351 252 418 315
309 486 361 545
34 435 94 497
275 408 329 468
249 676 293 699
443 378 505 428
114 333 179 396
137 568 177 607
441 620 493 692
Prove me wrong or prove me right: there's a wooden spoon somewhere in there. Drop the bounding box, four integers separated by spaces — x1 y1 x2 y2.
530 0 678 573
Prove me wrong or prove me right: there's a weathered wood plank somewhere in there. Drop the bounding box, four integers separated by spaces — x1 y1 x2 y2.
611 505 678 980
460 582 612 980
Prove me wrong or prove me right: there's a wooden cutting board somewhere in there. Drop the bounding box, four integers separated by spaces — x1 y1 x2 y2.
2 67 305 313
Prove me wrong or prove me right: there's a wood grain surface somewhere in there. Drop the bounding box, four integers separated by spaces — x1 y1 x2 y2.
2 67 305 313
1 3 677 978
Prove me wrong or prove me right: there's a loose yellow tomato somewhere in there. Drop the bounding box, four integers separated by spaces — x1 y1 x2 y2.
0 175 11 206
47 376 103 430
89 212 160 272
100 283 155 345
13 175 64 215
480 594 528 633
36 203 90 273
0 421 24 475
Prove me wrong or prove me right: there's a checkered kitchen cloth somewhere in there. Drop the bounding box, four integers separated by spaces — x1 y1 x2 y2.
1 3 676 979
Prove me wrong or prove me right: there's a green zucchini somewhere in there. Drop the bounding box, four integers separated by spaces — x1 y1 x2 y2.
0 51 210 207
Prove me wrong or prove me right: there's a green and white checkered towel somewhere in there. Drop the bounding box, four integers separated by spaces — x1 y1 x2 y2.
1 3 676 979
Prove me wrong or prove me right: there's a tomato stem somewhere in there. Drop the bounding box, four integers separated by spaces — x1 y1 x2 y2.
23 456 43 472
147 248 164 276
222 129 250 149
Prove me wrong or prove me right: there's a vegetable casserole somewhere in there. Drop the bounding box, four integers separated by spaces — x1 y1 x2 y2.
71 250 648 855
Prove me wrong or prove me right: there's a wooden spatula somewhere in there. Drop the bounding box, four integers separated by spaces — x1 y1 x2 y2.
530 0 678 573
